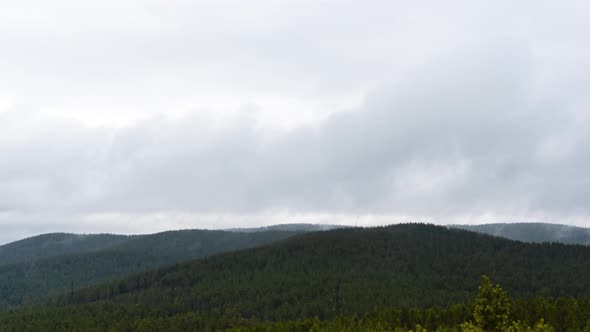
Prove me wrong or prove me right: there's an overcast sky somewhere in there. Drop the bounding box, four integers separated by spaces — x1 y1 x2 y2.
1 1 590 243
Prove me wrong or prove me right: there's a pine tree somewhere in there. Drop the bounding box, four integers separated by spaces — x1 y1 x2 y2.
462 275 511 332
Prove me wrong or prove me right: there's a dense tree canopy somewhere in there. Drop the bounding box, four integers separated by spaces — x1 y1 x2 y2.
0 229 300 309
2 224 590 331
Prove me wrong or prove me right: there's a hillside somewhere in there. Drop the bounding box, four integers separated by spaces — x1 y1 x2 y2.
451 222 590 245
5 224 590 331
0 233 132 266
0 229 301 309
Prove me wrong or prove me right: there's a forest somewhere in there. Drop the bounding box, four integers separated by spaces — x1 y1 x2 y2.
0 229 300 309
1 224 590 331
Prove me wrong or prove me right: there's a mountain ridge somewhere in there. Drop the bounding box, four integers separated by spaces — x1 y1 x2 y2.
0 233 133 266
4 223 590 330
450 222 590 245
0 229 303 309
46 224 590 316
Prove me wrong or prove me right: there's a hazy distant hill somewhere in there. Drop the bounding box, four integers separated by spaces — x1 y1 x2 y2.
0 229 301 309
9 224 590 330
227 223 346 233
0 233 132 266
451 222 590 245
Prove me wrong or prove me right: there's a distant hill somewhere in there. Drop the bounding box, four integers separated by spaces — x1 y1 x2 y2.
0 224 340 266
227 223 346 233
8 224 590 330
0 229 301 309
451 222 590 245
0 233 132 266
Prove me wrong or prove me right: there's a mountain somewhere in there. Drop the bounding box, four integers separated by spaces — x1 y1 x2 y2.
451 222 590 245
0 233 132 266
6 224 590 330
227 223 346 233
0 229 302 309
0 223 340 266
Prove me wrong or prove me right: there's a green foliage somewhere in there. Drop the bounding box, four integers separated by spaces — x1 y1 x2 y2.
2 289 590 331
473 276 511 331
507 319 554 332
462 277 555 332
460 321 483 332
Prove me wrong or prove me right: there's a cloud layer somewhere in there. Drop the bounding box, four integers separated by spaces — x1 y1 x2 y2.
2 47 590 239
1 1 590 242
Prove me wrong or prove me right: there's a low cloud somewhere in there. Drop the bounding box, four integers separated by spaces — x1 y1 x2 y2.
1 46 590 242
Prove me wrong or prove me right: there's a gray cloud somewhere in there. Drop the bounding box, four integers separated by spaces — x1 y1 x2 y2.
2 47 590 225
2 1 590 242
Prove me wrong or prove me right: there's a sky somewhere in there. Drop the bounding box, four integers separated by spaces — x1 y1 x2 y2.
1 0 590 243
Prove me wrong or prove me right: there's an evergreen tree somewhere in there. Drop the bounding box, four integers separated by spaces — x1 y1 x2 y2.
472 275 511 332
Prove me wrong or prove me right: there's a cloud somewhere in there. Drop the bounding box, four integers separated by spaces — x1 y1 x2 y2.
5 0 588 127
2 45 590 241
2 1 590 242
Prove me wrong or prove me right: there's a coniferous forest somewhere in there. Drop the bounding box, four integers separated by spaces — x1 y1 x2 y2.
0 229 301 309
1 224 590 331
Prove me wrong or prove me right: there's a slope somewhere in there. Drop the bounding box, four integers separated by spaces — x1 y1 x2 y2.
0 229 301 309
0 233 132 266
452 222 590 245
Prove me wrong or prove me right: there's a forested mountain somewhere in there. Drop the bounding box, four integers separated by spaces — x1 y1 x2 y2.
0 224 335 267
451 222 590 245
4 224 590 331
0 233 132 266
0 229 301 309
